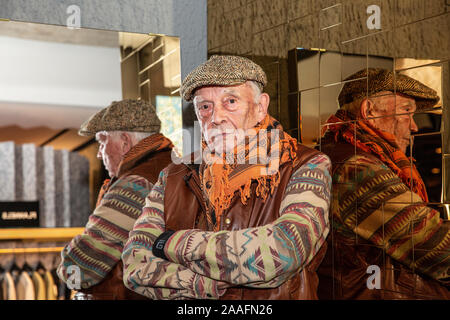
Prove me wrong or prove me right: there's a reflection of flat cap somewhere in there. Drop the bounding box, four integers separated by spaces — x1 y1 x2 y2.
78 99 161 136
339 68 439 110
180 55 267 101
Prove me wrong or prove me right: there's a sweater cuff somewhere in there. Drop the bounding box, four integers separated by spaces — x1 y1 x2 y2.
152 230 175 260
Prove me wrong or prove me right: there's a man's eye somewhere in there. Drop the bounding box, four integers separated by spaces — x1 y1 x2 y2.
229 98 236 104
200 104 209 110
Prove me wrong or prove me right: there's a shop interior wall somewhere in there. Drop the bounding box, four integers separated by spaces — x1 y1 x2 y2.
0 0 207 212
0 0 207 155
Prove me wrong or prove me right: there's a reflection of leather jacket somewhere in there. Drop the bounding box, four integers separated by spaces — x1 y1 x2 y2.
78 136 173 300
162 144 327 300
318 231 450 299
317 138 450 299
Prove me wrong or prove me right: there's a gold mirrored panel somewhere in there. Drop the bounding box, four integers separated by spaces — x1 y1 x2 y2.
287 16 448 216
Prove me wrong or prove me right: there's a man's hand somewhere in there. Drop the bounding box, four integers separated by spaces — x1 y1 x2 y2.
122 195 230 299
121 171 229 299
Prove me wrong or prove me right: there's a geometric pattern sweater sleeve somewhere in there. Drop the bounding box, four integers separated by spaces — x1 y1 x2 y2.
333 154 450 284
121 171 229 300
57 175 152 289
162 153 332 288
121 153 331 298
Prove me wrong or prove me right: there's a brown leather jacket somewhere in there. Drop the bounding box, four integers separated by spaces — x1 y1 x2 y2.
317 137 450 299
80 134 173 300
163 143 328 300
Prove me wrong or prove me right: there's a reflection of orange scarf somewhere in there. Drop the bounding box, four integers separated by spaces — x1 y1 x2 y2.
200 115 298 230
95 133 174 207
95 179 111 207
326 110 428 202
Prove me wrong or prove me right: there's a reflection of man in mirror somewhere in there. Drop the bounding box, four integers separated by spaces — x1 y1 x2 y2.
121 55 332 300
318 68 449 299
57 99 174 299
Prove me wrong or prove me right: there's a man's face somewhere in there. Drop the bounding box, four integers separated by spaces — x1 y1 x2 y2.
95 132 126 178
368 93 418 153
193 82 268 154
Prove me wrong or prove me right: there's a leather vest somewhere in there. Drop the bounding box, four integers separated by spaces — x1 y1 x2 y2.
163 143 328 300
317 137 450 299
81 145 173 300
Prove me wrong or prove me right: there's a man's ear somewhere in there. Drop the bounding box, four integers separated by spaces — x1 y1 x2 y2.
360 98 375 120
256 93 270 121
120 132 133 154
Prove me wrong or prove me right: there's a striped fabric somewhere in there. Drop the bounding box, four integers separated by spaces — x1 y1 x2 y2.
121 153 331 298
57 175 152 289
326 109 429 202
332 153 450 283
121 171 228 300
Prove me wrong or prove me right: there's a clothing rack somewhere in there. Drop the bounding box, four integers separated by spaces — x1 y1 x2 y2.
0 247 64 254
0 243 73 301
0 228 84 241
0 228 83 255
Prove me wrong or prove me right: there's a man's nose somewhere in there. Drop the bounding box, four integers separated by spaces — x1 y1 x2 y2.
410 116 418 132
97 149 102 160
212 105 227 125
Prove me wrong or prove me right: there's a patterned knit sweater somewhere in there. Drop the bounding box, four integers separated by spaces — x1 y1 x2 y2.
57 175 152 289
121 153 331 299
332 153 449 283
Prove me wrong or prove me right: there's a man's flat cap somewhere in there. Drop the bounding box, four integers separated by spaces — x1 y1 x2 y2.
180 55 268 101
78 99 161 136
339 68 439 110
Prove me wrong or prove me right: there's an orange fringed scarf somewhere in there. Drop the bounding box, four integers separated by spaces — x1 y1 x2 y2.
325 109 428 202
200 115 299 231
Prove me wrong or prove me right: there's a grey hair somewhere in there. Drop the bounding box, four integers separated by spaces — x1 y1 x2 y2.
246 80 262 104
97 131 155 145
340 91 395 118
127 131 154 144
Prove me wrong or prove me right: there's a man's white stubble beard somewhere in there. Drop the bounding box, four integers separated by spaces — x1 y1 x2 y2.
202 128 281 175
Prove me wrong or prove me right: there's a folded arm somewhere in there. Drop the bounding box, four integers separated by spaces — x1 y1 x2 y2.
161 153 332 288
57 175 151 289
122 170 229 299
335 154 450 284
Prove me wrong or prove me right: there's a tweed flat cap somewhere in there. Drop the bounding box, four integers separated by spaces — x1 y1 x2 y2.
180 55 268 101
78 99 161 136
339 68 439 110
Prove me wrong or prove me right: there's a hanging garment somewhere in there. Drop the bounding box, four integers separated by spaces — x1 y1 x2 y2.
51 268 68 300
0 275 3 300
44 271 57 300
31 271 46 300
16 271 35 300
2 271 16 300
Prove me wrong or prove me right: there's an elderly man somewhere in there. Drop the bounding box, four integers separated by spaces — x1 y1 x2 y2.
57 99 173 299
317 68 450 299
121 55 332 300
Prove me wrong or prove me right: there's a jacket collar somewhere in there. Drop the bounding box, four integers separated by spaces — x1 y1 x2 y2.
117 133 173 177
